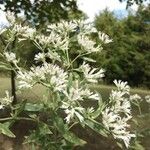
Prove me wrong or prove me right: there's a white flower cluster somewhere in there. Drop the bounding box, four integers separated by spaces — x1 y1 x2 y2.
61 81 100 123
80 62 105 83
4 52 18 64
0 91 13 109
48 20 77 33
12 24 36 40
130 94 142 102
17 62 68 92
145 95 150 104
77 34 102 53
102 80 135 148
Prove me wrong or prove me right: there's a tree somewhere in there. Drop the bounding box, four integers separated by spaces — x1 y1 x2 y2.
0 0 84 102
93 5 150 88
119 0 148 8
0 0 83 27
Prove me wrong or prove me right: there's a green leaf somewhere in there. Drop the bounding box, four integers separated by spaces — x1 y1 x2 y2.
0 63 12 70
0 123 15 138
24 103 44 112
92 99 106 119
130 141 145 150
54 116 86 146
53 116 68 133
85 119 108 137
39 122 53 135
63 132 86 146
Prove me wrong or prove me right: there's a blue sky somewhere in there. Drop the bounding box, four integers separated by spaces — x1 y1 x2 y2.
0 0 139 26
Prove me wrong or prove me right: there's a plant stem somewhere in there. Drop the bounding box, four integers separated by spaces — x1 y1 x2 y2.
69 122 78 129
0 117 36 122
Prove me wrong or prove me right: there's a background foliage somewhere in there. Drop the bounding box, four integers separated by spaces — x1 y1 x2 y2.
94 4 150 88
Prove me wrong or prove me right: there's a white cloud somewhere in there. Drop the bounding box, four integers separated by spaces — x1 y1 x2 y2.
77 0 138 20
0 10 8 26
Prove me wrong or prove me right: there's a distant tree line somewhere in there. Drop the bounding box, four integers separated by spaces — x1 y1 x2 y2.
94 4 150 88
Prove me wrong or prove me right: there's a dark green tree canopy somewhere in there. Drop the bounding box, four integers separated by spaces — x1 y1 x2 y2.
0 0 83 26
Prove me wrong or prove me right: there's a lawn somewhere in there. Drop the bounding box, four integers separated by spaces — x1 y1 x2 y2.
0 77 150 150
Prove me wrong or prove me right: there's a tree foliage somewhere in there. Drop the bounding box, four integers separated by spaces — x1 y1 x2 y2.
119 0 148 7
0 0 83 27
94 5 150 88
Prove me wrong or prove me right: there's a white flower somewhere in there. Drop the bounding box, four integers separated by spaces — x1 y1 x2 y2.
64 81 100 101
102 107 134 148
23 27 36 39
80 62 105 83
46 51 61 62
4 52 18 64
98 32 113 44
35 32 69 50
17 63 68 92
0 91 13 109
77 34 102 53
114 133 135 148
17 71 34 89
102 108 120 129
76 20 97 34
48 20 77 33
130 94 142 102
34 52 45 61
114 80 130 94
110 90 124 101
64 81 84 101
118 99 131 115
61 102 84 123
145 95 150 104
81 88 100 100
103 80 134 148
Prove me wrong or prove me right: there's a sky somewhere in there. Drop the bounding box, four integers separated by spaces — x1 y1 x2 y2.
77 0 138 20
0 0 139 26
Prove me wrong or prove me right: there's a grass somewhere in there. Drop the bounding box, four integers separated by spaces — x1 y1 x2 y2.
0 77 150 150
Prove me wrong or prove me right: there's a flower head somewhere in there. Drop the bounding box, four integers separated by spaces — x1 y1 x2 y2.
4 52 18 64
0 91 13 109
114 80 130 94
80 62 105 83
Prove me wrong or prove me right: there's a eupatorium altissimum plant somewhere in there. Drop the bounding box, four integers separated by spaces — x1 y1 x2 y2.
0 12 149 149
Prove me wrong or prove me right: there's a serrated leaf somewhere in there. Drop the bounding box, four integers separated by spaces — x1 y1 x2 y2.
92 100 106 119
0 123 15 138
54 116 86 146
0 64 12 70
85 119 108 137
39 122 52 135
63 132 86 146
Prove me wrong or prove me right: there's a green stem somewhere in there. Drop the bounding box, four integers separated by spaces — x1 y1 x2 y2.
66 48 70 66
138 103 142 115
0 117 36 122
67 52 91 70
69 122 78 129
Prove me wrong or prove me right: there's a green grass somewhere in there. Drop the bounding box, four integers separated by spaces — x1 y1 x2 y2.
0 77 150 150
